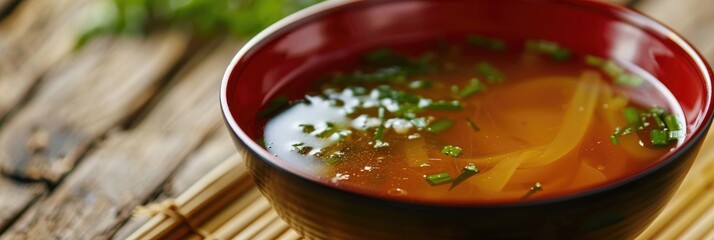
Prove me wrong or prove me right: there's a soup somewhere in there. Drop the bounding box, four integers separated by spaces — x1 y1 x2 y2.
260 36 685 203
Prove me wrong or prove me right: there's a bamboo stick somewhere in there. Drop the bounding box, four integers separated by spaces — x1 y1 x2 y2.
704 225 714 240
232 210 280 240
276 229 302 240
636 178 711 239
127 153 251 239
251 216 291 240
653 186 714 239
679 204 714 240
212 197 272 239
201 187 262 230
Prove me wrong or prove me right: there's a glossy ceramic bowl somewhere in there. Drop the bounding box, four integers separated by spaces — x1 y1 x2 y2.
221 0 714 239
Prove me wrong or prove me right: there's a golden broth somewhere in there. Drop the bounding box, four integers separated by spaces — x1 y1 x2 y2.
262 40 684 203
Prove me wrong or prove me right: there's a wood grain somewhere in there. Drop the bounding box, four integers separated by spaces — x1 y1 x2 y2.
111 129 236 239
0 32 188 182
0 40 238 239
0 178 44 231
0 0 96 119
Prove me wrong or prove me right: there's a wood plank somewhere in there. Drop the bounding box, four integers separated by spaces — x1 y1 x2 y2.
0 0 97 119
111 129 236 239
0 32 188 182
0 40 240 239
159 129 236 197
0 178 44 232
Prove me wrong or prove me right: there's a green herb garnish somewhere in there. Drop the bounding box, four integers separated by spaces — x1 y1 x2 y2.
525 40 571 61
602 60 625 78
325 151 345 165
650 129 669 147
291 142 313 155
664 114 681 131
615 74 645 87
408 80 432 89
623 107 640 125
609 134 620 145
475 62 505 83
425 100 464 111
649 106 667 116
425 172 453 186
299 124 315 134
584 55 605 67
316 122 338 138
653 115 665 128
374 107 389 148
522 182 543 200
77 0 323 49
441 145 462 157
258 95 289 118
427 119 455 134
550 48 571 62
466 35 507 51
449 163 479 190
466 117 480 132
453 79 485 98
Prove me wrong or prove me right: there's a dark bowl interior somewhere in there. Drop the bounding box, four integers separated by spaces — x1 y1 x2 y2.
221 0 714 238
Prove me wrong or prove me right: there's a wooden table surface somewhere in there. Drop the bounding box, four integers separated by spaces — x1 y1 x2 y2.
0 0 712 239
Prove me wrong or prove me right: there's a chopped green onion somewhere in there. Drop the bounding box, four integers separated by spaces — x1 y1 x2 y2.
425 172 453 186
466 117 480 132
550 48 571 62
584 55 605 67
292 143 313 155
427 119 455 134
623 108 640 125
615 74 645 87
650 129 669 147
524 40 571 62
466 35 507 51
299 124 315 134
258 95 289 118
668 130 685 141
531 182 543 191
621 126 633 136
441 145 462 157
522 182 543 200
475 62 505 83
425 100 464 111
649 106 667 116
454 79 486 98
664 115 681 131
602 60 625 78
348 86 367 95
257 137 266 148
450 163 479 190
610 134 620 145
316 122 338 138
374 107 388 148
653 115 665 128
410 117 428 129
525 40 559 53
325 152 345 165
408 80 432 89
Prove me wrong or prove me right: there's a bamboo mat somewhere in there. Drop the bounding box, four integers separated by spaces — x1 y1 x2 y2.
128 129 714 240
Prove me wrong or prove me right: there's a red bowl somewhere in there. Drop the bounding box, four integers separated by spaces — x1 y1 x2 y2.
221 0 714 238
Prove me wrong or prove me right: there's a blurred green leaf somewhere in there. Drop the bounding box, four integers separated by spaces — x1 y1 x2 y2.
76 0 322 49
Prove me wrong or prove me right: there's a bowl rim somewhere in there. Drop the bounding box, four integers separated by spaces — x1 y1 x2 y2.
220 0 714 208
